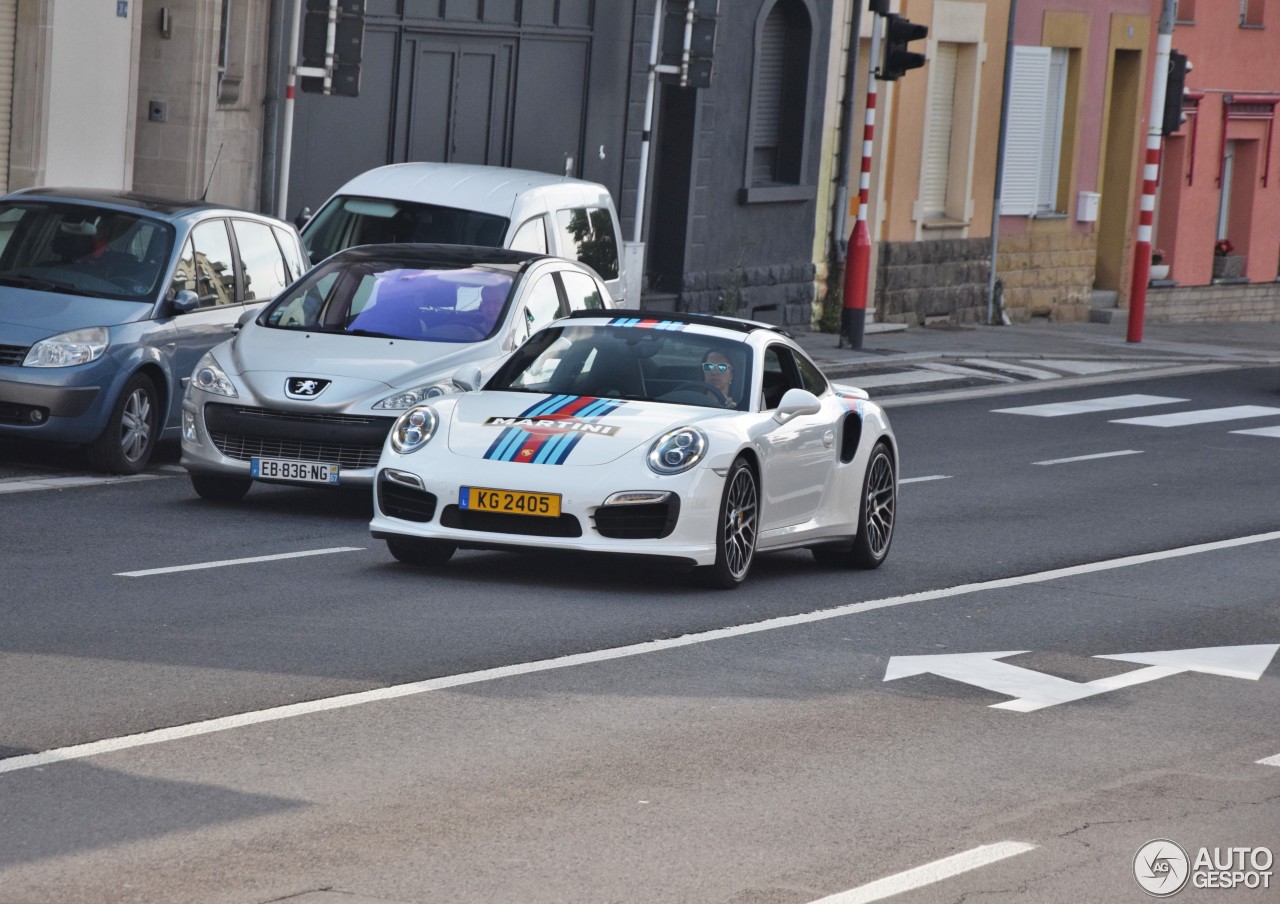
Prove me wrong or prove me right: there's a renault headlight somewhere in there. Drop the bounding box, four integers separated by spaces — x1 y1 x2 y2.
191 352 238 398
390 405 439 454
647 426 707 475
373 381 457 410
23 327 109 367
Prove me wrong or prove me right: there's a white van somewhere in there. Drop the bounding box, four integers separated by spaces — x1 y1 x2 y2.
299 162 630 304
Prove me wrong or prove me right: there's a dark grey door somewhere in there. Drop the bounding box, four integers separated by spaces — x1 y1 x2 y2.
401 35 514 165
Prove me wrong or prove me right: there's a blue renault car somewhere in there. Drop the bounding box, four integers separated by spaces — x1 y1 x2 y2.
0 188 308 473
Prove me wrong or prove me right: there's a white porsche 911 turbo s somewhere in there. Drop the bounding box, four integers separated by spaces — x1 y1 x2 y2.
370 310 897 588
179 243 613 500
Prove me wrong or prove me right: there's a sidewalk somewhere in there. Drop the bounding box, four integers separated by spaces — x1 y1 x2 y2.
793 318 1280 380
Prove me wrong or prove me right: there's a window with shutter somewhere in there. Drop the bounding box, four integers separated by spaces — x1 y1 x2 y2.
1037 49 1069 212
745 0 815 197
753 16 786 184
922 42 958 219
1000 46 1050 216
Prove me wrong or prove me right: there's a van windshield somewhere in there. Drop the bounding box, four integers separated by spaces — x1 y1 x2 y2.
301 196 510 262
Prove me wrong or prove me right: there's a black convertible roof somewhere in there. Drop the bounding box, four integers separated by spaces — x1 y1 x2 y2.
569 308 792 337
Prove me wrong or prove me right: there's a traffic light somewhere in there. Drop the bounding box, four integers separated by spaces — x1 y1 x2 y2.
301 0 365 97
1161 50 1192 136
879 13 928 82
660 0 719 89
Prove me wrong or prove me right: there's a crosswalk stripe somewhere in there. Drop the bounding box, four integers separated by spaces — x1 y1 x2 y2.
1033 359 1173 375
992 394 1187 417
1232 425 1280 439
1111 405 1280 428
963 359 1060 380
848 370 968 388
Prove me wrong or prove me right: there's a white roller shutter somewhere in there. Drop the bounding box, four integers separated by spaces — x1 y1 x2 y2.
1000 46 1050 216
0 0 14 192
1037 48 1068 211
921 42 958 219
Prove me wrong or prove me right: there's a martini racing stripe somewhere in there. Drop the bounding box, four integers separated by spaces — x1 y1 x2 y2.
482 396 624 464
607 317 686 330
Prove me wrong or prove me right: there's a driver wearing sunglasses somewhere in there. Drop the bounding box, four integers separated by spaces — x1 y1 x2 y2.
701 350 736 409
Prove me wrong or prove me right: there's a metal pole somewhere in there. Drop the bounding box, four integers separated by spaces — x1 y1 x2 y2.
277 0 304 220
1127 0 1177 343
987 0 1017 325
832 1 865 268
633 0 667 244
842 7 883 350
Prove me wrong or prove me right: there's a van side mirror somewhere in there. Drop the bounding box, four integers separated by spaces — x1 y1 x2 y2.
294 207 312 230
452 364 483 392
773 388 822 424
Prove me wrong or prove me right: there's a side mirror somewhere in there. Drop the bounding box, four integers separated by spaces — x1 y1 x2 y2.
294 207 312 230
233 307 257 332
452 364 483 393
169 290 200 316
773 388 822 424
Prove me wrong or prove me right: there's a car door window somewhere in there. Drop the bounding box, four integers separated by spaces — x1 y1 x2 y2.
271 225 307 281
509 216 549 254
554 207 620 280
559 270 606 311
515 273 563 343
795 351 829 396
189 220 238 308
760 345 803 410
233 219 291 303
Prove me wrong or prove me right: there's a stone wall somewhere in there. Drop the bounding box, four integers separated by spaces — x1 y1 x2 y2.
1145 283 1280 322
677 264 818 326
995 230 1096 322
875 238 991 325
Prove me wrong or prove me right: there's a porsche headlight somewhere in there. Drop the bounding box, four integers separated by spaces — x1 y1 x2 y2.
390 405 439 454
647 426 707 475
373 381 457 410
23 327 109 367
191 352 238 398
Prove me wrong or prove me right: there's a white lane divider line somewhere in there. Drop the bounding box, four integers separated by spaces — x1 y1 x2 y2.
1258 754 1280 767
1034 450 1143 466
900 475 952 485
115 547 364 577
4 530 1280 777
0 474 165 495
1112 405 1280 428
806 842 1037 904
993 394 1187 417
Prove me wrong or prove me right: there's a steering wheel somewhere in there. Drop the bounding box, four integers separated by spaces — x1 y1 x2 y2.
668 380 730 407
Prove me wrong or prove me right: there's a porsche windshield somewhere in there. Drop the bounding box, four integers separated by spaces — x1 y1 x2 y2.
487 323 753 410
0 202 173 301
262 259 518 343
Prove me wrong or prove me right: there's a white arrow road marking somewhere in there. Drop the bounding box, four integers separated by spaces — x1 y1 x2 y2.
993 394 1187 417
806 842 1037 904
885 645 1279 713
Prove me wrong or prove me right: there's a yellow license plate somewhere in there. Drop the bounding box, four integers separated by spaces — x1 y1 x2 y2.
460 486 561 518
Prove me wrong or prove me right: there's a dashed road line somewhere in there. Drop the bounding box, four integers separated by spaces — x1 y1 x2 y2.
901 475 952 484
1033 450 1143 466
1258 753 1280 767
115 547 365 577
992 394 1187 417
1232 425 1280 439
1111 405 1280 428
805 842 1038 904
0 473 166 495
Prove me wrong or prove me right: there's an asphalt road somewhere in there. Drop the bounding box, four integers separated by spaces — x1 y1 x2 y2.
1 365 1277 903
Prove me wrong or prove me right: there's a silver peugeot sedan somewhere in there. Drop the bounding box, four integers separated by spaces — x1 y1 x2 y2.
0 188 308 473
179 243 614 501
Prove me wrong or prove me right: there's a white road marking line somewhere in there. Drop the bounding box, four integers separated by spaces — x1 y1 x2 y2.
848 370 969 388
0 474 165 495
918 362 1017 383
806 842 1038 904
1111 405 1280 428
1033 359 1171 375
900 475 952 484
1033 450 1143 466
1258 754 1280 767
962 359 1060 380
5 530 1280 776
1232 425 1280 439
993 394 1187 417
115 547 365 577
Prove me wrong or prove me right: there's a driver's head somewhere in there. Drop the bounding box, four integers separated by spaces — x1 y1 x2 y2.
702 349 734 399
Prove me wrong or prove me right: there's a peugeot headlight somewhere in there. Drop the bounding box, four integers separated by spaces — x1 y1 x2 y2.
373 381 457 410
191 352 238 398
647 426 708 475
23 327 109 367
390 405 439 454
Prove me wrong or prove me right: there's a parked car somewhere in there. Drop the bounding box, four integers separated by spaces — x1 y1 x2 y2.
369 310 897 588
0 188 308 473
180 243 614 500
298 162 630 304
